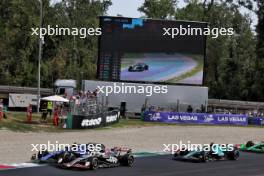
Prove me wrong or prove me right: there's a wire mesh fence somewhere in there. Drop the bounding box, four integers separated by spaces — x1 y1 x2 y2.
70 96 109 116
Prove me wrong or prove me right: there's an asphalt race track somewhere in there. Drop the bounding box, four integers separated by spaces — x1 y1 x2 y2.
1 152 263 176
120 53 198 83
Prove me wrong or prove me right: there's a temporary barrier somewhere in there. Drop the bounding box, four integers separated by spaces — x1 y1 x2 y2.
143 111 248 126
71 110 120 129
249 117 264 126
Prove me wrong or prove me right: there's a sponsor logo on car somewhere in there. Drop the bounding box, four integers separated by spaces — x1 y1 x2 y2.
106 156 118 163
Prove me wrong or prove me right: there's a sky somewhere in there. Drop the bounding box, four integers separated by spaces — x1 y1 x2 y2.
107 0 145 18
107 0 186 18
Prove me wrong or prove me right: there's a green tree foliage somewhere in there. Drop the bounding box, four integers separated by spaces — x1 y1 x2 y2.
140 0 258 100
0 0 111 88
0 0 263 101
0 0 40 86
251 0 264 100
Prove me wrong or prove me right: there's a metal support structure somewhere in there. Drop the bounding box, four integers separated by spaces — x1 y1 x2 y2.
37 0 43 113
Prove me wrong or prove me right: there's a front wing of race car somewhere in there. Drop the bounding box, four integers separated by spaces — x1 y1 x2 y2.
31 150 65 163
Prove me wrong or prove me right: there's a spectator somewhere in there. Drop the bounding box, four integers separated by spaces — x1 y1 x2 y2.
187 105 193 113
41 102 48 122
201 104 206 113
92 88 99 97
0 99 3 120
86 90 92 98
47 101 53 118
53 106 59 126
60 104 68 128
27 104 33 123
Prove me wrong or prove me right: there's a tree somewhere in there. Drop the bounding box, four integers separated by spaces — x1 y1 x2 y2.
251 0 264 100
176 1 256 100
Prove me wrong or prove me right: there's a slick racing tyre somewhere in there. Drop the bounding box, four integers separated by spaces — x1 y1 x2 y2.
122 154 134 167
201 152 211 162
227 149 240 160
89 157 99 170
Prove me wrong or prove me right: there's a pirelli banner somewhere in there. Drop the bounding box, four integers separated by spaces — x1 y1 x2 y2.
72 111 120 129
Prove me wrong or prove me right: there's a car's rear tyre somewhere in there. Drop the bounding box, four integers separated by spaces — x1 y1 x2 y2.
201 152 210 162
128 66 132 71
227 149 239 160
89 158 99 170
122 154 134 167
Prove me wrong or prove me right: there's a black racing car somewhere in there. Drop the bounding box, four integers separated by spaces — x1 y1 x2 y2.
128 63 149 72
58 146 134 170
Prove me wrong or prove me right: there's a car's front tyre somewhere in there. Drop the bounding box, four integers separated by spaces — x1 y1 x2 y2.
89 157 99 170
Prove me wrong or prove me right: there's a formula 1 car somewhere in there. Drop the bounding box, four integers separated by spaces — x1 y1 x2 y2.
58 146 134 170
237 141 264 153
173 144 239 162
128 63 149 72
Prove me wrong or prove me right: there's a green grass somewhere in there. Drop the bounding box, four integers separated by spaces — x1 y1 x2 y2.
0 118 35 132
108 119 264 129
168 55 204 83
1 112 263 132
110 119 176 128
0 112 70 132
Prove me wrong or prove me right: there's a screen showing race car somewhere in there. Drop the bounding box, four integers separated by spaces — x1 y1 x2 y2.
120 53 204 84
98 16 207 85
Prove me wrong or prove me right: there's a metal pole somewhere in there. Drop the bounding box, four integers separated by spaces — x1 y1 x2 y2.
37 0 43 113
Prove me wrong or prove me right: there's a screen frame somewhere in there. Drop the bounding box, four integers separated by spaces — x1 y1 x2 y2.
97 16 208 87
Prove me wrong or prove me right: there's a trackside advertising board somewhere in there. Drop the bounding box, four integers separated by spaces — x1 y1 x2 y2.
72 111 120 129
143 112 248 126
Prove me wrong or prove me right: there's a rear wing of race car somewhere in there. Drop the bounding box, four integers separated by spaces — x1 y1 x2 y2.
109 147 132 153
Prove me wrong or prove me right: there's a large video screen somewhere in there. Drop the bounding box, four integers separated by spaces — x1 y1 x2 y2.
98 16 207 85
